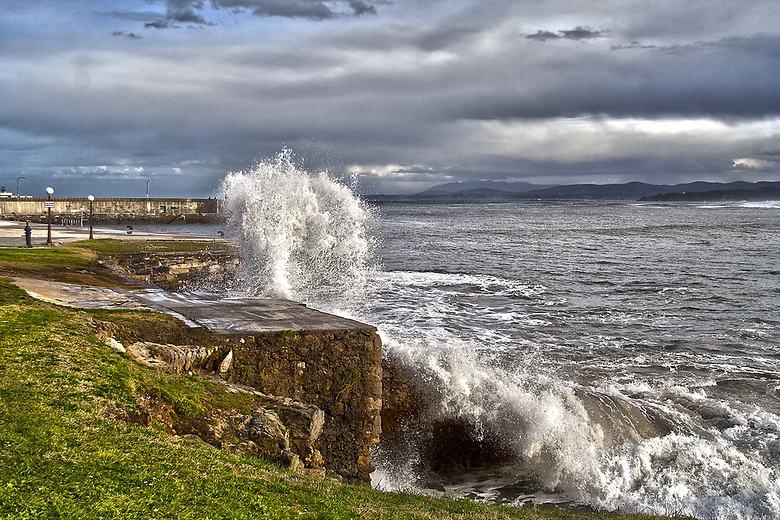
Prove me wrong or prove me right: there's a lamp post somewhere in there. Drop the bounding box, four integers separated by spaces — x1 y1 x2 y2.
146 179 150 198
45 186 54 245
88 194 95 240
16 176 26 199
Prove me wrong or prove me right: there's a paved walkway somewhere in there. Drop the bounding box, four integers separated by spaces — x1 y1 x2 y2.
0 220 218 246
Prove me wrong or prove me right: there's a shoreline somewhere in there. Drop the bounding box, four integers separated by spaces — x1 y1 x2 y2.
0 230 675 519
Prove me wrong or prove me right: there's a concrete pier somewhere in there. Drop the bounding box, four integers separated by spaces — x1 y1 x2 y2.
11 277 382 481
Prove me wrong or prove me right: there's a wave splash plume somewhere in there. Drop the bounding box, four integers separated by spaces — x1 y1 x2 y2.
220 149 374 303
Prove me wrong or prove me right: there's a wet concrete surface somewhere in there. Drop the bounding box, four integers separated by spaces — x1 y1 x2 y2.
135 290 373 333
11 277 372 333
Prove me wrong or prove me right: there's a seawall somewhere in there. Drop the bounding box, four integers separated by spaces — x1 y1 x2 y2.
104 248 382 482
0 197 219 224
218 329 382 481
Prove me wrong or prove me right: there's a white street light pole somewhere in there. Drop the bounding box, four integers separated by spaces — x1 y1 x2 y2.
45 186 55 245
88 194 95 240
16 176 26 199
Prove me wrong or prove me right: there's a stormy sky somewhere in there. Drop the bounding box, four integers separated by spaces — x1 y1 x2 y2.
1 0 779 196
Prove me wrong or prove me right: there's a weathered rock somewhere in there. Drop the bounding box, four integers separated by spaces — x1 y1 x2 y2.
122 341 326 469
218 350 233 374
107 249 242 291
421 418 514 471
220 328 383 482
124 341 222 374
381 353 514 473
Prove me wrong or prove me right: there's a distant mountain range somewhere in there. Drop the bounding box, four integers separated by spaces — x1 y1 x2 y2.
367 180 780 202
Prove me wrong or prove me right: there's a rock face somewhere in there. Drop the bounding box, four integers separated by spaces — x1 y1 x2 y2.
381 353 514 472
117 329 382 482
108 250 242 291
220 329 383 482
121 340 326 472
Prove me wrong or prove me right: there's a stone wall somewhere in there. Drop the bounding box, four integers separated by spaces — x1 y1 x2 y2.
0 197 219 223
106 249 383 481
219 329 383 481
107 249 241 291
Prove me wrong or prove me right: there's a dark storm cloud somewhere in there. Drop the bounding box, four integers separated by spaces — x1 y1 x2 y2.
526 26 608 42
158 0 207 23
525 30 559 42
111 31 142 39
144 20 176 29
218 0 379 19
144 0 380 25
238 1 337 20
560 26 607 40
168 7 207 23
347 0 377 16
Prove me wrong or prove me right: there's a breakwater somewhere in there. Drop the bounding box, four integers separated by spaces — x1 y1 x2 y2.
0 197 219 224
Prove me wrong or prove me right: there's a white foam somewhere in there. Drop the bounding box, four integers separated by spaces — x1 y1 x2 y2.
220 149 374 304
377 323 780 519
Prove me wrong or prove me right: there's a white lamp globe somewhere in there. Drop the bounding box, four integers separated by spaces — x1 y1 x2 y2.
45 187 54 195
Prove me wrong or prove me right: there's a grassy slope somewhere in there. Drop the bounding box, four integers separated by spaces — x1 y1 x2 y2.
0 244 672 519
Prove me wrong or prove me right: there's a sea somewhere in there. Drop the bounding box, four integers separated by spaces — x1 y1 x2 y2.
149 155 780 519
365 200 780 519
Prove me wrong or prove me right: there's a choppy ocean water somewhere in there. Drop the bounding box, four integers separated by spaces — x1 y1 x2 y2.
365 201 780 519
157 156 779 519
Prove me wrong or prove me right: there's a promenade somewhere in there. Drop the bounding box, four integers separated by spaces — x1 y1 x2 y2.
0 220 216 247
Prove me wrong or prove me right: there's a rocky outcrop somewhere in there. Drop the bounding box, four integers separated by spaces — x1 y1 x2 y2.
107 250 242 291
117 339 327 473
113 329 382 483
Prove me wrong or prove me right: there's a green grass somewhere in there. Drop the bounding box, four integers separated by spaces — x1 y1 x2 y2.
0 247 93 268
0 268 675 519
70 239 233 255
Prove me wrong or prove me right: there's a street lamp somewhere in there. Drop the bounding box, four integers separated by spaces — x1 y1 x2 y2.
16 176 26 199
88 194 95 240
146 179 150 198
45 186 54 245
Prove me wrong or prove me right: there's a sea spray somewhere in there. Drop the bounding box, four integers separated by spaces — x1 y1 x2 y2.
220 164 780 519
366 267 780 519
220 149 374 304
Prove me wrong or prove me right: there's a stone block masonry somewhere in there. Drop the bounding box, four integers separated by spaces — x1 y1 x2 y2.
0 197 219 224
219 329 383 481
108 249 242 291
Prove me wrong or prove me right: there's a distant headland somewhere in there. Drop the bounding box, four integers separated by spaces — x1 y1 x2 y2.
367 180 780 202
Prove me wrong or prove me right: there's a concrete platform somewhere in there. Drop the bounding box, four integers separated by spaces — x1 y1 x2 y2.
11 277 373 334
135 291 373 333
